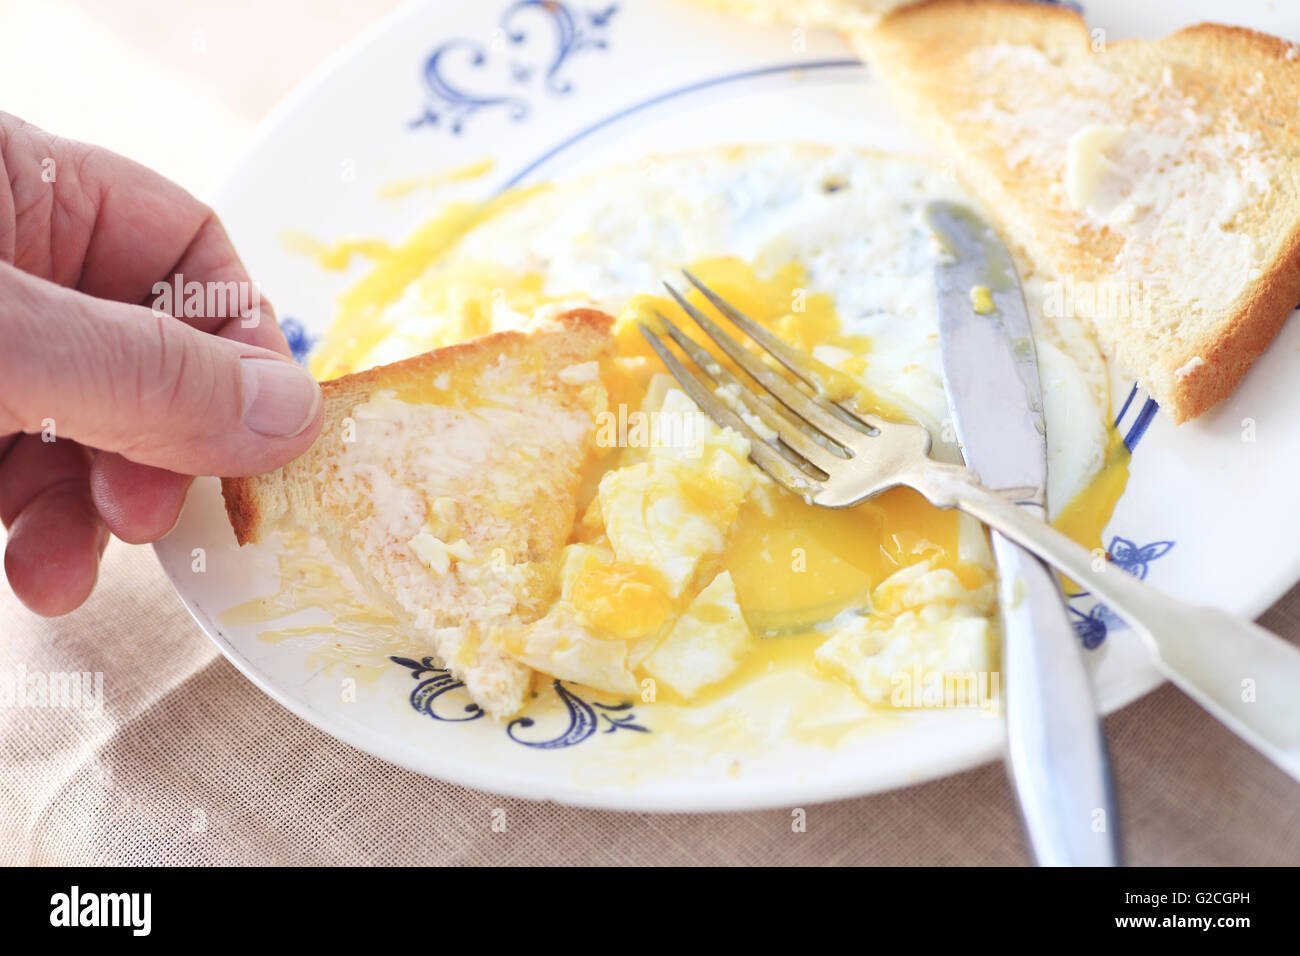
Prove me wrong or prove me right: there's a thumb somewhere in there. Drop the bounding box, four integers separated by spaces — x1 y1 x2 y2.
1 263 323 477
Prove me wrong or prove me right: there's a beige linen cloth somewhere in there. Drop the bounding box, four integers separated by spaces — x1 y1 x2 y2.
2 538 1299 865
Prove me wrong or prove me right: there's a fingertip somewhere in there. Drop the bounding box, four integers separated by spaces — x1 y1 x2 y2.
298 385 325 444
90 454 192 544
240 357 316 435
5 490 106 617
216 393 323 478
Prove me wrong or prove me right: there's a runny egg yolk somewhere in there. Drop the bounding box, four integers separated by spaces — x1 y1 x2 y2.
723 486 962 635
1051 429 1131 591
306 184 553 380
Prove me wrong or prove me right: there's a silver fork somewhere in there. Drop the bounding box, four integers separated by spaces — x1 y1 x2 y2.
641 271 1300 782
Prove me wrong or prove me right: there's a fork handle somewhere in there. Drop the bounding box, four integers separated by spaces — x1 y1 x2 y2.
993 531 1120 866
909 461 1300 783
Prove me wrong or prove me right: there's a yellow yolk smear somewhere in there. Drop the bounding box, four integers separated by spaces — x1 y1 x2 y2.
280 234 395 272
220 530 427 684
1052 428 1132 590
375 158 497 200
304 184 552 380
564 549 675 640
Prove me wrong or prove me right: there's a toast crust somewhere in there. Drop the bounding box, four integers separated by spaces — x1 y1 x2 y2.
1182 236 1300 421
221 469 261 548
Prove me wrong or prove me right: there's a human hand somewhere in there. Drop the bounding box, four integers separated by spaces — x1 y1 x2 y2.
0 112 323 616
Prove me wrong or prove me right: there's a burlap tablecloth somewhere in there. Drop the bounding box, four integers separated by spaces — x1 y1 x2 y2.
2 537 1298 865
3 0 1298 867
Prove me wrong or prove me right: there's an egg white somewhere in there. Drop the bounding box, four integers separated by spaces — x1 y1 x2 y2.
380 144 1112 513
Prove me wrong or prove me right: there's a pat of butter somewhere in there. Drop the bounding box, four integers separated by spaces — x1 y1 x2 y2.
430 496 462 524
1065 124 1127 216
409 532 474 574
558 360 600 384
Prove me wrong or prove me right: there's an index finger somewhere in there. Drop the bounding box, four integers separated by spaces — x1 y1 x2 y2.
0 111 289 355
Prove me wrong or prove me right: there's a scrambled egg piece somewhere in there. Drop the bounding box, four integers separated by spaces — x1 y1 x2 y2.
505 605 639 696
559 543 674 640
642 571 755 700
814 560 997 707
597 388 757 597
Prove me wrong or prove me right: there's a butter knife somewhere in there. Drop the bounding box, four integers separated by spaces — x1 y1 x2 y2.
927 200 1120 867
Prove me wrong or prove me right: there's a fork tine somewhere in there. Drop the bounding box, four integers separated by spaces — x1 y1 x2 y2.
681 270 880 434
638 324 824 496
662 281 863 447
651 311 846 473
681 269 821 390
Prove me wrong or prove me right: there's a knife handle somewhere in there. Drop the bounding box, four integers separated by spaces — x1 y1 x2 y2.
912 461 1300 782
992 531 1120 867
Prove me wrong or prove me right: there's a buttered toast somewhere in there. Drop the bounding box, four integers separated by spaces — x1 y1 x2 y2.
855 0 1300 422
222 308 614 718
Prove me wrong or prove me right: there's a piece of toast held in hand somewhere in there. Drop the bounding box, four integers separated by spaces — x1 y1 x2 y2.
222 308 615 718
856 0 1300 422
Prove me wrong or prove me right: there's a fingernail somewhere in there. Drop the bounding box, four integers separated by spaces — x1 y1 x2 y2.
240 358 321 437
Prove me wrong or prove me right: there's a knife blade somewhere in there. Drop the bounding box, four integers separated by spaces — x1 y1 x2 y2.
926 200 1120 867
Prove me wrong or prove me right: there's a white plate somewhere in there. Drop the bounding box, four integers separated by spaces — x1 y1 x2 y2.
156 0 1300 810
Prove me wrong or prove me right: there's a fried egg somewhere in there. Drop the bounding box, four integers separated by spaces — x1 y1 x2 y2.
298 144 1122 710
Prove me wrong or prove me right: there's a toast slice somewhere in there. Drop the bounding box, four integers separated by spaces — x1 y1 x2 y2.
855 0 1300 422
222 308 614 718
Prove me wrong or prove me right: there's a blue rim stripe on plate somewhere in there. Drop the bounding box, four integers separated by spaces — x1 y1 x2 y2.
1113 382 1138 426
1123 397 1159 451
496 58 866 190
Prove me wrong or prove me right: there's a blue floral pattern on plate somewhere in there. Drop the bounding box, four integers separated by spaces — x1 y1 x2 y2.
1062 383 1171 648
391 656 649 747
280 316 318 364
411 1 619 134
1066 535 1175 649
